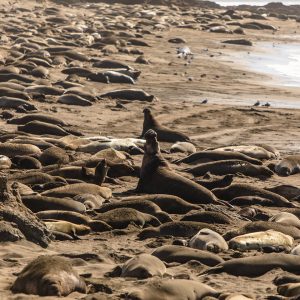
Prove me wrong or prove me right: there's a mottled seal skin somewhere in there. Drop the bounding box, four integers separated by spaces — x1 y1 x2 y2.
223 221 300 240
184 160 273 178
138 221 216 240
189 228 228 253
94 207 161 229
11 255 87 296
141 108 191 143
203 253 300 277
213 183 295 207
176 150 262 165
152 244 223 266
275 155 300 176
122 194 199 214
228 230 294 251
137 130 226 206
120 254 166 278
127 279 219 300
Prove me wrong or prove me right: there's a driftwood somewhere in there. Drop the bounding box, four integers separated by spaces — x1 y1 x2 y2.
0 176 51 247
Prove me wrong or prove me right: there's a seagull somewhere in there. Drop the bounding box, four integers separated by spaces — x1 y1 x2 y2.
253 101 260 106
201 99 208 104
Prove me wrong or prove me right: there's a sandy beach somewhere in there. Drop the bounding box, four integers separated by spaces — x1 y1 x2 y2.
0 0 300 299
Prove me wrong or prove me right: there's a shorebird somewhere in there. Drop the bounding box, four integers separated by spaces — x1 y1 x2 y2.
253 101 260 106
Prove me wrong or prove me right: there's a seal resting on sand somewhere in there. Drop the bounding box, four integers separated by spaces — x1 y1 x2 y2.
202 253 300 277
11 255 87 296
275 155 300 176
127 279 219 300
136 129 226 206
141 108 192 143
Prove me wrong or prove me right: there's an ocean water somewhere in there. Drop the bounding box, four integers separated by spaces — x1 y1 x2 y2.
214 0 300 6
240 42 300 88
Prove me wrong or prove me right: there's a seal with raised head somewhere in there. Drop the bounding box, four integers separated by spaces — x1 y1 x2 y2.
141 108 192 143
11 255 87 296
136 129 226 206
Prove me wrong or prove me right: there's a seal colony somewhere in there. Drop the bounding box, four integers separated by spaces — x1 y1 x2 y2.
0 0 300 299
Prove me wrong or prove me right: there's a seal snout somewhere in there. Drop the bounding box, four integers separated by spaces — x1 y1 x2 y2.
144 129 157 140
143 107 151 114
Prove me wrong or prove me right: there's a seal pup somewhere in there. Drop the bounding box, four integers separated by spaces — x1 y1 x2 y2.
275 155 300 176
136 129 227 206
189 228 228 253
203 253 300 277
127 279 219 300
141 108 192 143
228 230 294 251
11 255 87 296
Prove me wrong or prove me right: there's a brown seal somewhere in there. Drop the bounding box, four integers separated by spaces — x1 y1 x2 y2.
11 255 87 296
141 108 191 143
136 129 227 206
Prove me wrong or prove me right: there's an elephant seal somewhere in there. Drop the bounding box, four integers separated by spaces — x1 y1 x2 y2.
12 155 42 169
176 150 262 165
88 71 135 84
291 244 300 255
94 207 160 229
170 141 196 154
127 279 219 300
270 212 300 228
213 183 295 207
223 221 300 240
18 121 72 136
195 174 234 190
266 185 300 200
229 196 275 207
45 221 90 236
48 160 108 185
152 245 223 266
181 211 231 224
0 155 12 169
277 282 300 297
96 199 172 223
203 253 300 277
184 160 273 178
100 89 155 102
208 144 279 159
121 194 199 214
58 94 93 106
92 59 132 69
41 183 112 199
36 210 91 225
25 85 64 96
136 130 226 206
228 230 294 251
141 108 191 143
120 254 166 278
11 255 87 296
8 113 68 126
189 228 228 253
39 146 70 166
138 221 216 239
275 155 300 176
0 96 36 110
21 195 86 213
0 143 41 157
